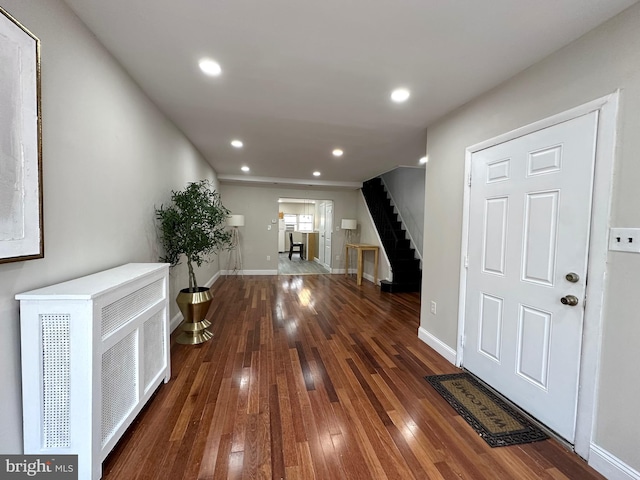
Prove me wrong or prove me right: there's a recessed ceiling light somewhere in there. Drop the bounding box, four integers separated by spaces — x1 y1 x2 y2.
313 171 321 177
199 58 221 76
391 88 410 103
231 139 243 148
419 156 428 165
332 149 344 157
241 166 250 172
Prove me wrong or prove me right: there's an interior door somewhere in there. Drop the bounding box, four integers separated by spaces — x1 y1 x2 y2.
318 202 326 264
463 112 598 443
324 202 333 269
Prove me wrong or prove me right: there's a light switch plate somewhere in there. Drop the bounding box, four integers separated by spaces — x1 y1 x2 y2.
609 228 640 253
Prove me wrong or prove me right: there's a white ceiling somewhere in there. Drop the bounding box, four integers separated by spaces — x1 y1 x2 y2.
64 0 636 187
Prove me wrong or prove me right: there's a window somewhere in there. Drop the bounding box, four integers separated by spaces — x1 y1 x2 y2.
283 213 314 231
298 214 313 232
283 214 297 228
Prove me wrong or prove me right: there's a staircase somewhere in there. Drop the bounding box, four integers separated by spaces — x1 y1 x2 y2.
362 177 422 293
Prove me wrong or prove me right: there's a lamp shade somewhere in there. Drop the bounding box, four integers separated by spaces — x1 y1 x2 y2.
227 214 245 227
341 219 357 230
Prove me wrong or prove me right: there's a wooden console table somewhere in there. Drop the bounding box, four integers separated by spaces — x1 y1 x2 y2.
345 243 379 286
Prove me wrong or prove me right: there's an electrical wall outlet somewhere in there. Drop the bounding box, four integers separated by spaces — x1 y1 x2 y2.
336 254 340 261
609 228 640 253
430 301 437 315
266 255 271 261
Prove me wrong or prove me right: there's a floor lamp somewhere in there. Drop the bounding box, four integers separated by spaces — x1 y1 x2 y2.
227 214 244 276
341 219 357 273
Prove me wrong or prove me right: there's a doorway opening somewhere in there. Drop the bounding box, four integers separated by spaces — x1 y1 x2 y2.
277 198 333 275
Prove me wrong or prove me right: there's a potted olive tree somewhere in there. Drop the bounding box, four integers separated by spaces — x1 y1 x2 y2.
156 180 232 344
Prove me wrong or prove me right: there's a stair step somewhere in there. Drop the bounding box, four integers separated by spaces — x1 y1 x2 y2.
393 267 422 278
393 248 416 260
381 230 406 241
390 238 411 250
394 271 422 282
392 269 421 278
391 259 421 273
380 280 421 293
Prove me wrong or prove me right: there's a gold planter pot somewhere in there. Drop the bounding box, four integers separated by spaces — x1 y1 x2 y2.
175 287 213 344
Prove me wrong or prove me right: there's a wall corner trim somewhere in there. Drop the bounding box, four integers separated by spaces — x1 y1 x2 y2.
418 326 457 365
589 443 640 480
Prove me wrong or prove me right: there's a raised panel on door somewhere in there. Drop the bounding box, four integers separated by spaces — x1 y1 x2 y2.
478 293 503 363
516 305 552 389
482 197 508 276
522 191 559 286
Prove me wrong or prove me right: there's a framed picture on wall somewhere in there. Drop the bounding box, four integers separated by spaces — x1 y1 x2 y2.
0 7 43 264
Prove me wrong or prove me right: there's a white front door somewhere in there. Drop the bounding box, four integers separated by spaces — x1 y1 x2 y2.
463 111 598 443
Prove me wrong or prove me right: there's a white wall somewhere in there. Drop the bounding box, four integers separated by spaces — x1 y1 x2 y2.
381 167 426 256
0 0 220 453
421 3 640 472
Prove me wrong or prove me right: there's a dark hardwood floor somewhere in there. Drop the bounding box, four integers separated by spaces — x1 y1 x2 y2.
102 275 604 479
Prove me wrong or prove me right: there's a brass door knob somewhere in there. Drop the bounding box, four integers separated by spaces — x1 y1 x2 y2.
565 272 580 283
560 295 579 306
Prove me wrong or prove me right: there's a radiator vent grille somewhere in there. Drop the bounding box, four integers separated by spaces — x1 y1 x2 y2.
41 314 71 448
101 279 163 338
101 331 138 446
143 312 165 391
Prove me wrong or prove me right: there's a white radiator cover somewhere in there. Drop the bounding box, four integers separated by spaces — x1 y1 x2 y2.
16 263 171 480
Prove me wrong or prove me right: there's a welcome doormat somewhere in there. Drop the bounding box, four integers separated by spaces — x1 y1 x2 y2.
425 373 548 447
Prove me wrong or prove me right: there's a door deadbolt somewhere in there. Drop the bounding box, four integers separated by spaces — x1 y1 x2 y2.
560 295 579 306
565 272 580 283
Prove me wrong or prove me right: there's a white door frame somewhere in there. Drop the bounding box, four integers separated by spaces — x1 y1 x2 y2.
456 92 618 459
323 201 334 270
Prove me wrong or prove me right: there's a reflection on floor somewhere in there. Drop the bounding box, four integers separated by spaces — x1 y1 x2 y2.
278 253 329 275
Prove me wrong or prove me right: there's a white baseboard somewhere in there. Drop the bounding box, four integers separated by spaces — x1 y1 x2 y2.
169 309 184 332
589 443 640 480
330 268 357 275
362 272 380 285
170 271 222 333
220 269 278 275
331 269 379 284
417 326 457 365
206 271 221 287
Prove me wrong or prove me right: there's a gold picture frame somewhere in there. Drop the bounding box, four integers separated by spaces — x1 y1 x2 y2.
0 6 43 264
